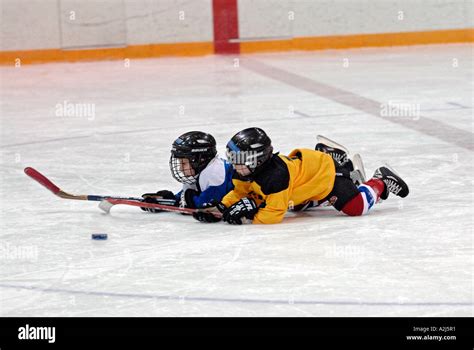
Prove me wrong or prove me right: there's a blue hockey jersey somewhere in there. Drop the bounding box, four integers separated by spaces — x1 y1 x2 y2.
175 157 234 208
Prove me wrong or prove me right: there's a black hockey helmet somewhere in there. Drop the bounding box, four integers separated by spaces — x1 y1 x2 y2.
226 127 273 173
169 131 217 184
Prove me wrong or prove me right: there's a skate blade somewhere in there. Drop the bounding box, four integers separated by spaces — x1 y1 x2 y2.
352 153 367 182
316 135 350 155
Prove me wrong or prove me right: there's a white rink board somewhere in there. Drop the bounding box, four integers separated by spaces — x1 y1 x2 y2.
0 44 472 316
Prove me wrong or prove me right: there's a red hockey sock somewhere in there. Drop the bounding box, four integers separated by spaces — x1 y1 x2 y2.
341 194 365 216
363 178 385 201
341 178 385 216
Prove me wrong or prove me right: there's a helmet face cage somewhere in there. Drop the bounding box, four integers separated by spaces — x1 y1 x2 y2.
169 149 217 185
169 132 217 185
169 154 199 185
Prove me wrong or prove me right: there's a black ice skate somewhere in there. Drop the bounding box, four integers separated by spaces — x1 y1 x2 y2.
372 165 409 200
315 135 354 171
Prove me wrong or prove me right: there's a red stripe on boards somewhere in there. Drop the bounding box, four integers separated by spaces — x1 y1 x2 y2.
212 0 240 54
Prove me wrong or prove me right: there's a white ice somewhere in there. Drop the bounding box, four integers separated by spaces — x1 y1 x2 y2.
0 44 472 316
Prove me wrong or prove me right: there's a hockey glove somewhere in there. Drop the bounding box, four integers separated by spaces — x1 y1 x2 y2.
222 197 258 225
192 200 226 223
179 189 199 209
141 190 177 213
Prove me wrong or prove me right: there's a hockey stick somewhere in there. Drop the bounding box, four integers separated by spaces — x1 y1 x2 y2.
24 167 176 205
99 198 222 218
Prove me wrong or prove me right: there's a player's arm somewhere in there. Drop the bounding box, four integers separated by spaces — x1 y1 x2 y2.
252 189 289 224
221 179 251 207
219 182 290 225
216 189 288 225
192 178 250 223
193 184 228 208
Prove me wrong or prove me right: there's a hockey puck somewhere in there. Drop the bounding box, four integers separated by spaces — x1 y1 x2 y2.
91 233 108 240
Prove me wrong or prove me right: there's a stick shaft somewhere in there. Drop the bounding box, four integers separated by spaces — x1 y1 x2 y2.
24 167 175 204
103 198 222 218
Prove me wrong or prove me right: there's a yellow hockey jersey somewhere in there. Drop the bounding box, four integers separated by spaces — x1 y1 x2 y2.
221 148 336 224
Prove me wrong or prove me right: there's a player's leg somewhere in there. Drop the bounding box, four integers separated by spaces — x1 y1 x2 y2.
328 165 409 216
324 175 372 216
339 178 381 216
292 154 365 212
291 136 360 212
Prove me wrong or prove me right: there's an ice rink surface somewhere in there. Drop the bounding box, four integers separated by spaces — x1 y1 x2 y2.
0 44 472 316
